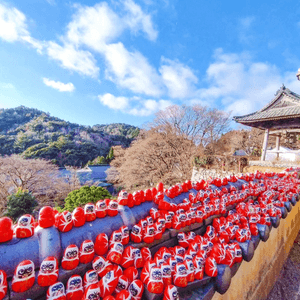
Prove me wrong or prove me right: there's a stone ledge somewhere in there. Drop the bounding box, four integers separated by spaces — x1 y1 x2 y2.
249 160 300 168
211 198 300 300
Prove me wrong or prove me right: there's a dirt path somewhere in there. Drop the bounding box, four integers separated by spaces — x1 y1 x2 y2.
266 233 300 300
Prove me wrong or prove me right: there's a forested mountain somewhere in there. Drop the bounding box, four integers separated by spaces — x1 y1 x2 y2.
0 106 139 167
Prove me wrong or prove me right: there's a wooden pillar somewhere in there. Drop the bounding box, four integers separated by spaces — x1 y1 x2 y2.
261 129 269 161
276 136 280 159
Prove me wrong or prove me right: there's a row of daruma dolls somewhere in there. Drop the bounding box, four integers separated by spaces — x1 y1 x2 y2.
0 220 181 300
0 171 296 243
1 176 297 300
0 179 197 243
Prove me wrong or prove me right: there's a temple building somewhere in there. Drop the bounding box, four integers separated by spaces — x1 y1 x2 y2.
233 85 300 161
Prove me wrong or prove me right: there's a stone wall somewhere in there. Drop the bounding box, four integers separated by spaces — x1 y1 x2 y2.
191 167 235 182
212 198 300 300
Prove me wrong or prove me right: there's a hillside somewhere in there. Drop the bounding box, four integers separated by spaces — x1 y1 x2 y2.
0 106 139 167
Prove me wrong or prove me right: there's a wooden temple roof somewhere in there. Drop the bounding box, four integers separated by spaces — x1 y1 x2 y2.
233 85 300 130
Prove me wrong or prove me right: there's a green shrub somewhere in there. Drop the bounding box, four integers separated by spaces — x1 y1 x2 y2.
63 186 112 212
6 188 38 222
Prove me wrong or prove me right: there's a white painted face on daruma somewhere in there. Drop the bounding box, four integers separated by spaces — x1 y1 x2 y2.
85 204 95 214
96 201 106 210
121 226 129 237
118 190 128 199
112 242 124 254
18 215 32 227
129 281 142 298
109 201 118 210
16 261 34 280
40 258 57 274
161 265 171 276
84 270 98 286
81 240 94 254
85 285 100 300
93 257 105 273
111 231 122 243
49 282 65 297
132 225 141 235
64 245 79 260
67 275 82 291
150 267 162 281
176 264 187 276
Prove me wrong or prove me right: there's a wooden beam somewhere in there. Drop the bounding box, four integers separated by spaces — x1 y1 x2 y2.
276 136 280 159
261 129 269 161
269 128 300 135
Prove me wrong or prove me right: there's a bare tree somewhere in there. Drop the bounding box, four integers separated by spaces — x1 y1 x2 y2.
149 105 231 146
0 155 82 215
109 129 197 189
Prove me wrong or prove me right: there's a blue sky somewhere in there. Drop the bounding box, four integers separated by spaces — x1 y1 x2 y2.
1 0 300 127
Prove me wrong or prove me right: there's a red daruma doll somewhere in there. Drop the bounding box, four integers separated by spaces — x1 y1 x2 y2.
79 240 95 264
84 203 96 222
117 190 128 206
107 242 124 265
106 199 119 217
120 226 130 245
38 256 59 287
128 280 144 300
46 282 66 300
55 211 73 233
61 245 79 270
39 206 55 228
94 233 109 256
163 285 179 300
0 217 13 243
147 267 164 294
96 200 107 218
0 270 7 300
83 270 98 289
66 275 84 300
130 225 142 243
15 214 35 239
99 270 119 298
12 260 35 293
173 263 188 288
83 283 100 300
72 207 85 227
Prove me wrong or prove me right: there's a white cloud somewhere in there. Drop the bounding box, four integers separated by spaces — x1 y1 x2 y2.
46 42 99 78
43 78 75 92
0 3 28 42
98 93 172 116
160 57 198 98
123 0 158 41
104 42 163 96
98 93 129 110
198 48 300 117
0 3 43 52
21 35 44 53
65 0 157 53
129 99 172 116
66 3 123 52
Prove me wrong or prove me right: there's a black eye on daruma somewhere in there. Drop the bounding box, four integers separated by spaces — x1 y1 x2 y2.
18 269 25 276
130 285 138 296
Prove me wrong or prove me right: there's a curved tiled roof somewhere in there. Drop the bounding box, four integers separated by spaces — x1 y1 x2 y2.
233 85 300 123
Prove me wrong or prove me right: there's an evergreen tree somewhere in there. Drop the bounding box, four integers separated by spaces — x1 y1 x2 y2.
6 188 38 221
63 186 111 212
